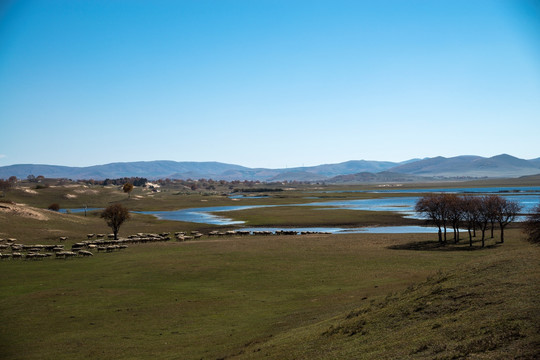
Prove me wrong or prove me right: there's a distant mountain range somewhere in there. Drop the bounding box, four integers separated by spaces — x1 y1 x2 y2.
0 154 539 183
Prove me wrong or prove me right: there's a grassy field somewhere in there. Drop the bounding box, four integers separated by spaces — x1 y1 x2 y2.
234 232 539 359
0 180 538 359
3 230 537 359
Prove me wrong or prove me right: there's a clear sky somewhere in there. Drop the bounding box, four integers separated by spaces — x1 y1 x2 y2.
1 0 539 169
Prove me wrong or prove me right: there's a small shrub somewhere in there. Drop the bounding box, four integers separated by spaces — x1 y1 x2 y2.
48 203 60 211
36 184 49 190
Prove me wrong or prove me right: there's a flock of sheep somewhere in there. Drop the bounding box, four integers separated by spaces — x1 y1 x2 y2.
0 229 331 261
0 235 134 260
206 229 332 237
0 239 74 260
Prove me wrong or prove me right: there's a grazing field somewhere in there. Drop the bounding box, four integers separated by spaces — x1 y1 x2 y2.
2 230 537 360
0 179 538 359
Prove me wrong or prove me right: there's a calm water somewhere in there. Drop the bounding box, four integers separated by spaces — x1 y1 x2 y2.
138 193 538 227
319 186 540 194
63 187 540 232
60 207 101 214
138 205 278 225
301 194 540 217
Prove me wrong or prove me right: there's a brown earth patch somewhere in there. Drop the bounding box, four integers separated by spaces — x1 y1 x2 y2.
0 203 50 220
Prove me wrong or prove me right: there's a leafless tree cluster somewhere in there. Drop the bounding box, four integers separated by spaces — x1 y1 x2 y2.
78 177 148 186
415 194 522 247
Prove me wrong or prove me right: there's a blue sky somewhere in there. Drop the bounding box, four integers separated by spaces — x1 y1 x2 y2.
1 0 539 168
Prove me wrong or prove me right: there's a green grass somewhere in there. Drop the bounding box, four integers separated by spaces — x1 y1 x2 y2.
0 181 538 359
235 233 539 359
1 230 535 359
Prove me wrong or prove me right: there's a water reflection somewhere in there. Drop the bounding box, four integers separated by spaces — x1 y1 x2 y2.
138 205 277 225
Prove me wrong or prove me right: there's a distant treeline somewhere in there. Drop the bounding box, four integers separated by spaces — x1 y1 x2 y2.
232 188 284 193
82 177 148 187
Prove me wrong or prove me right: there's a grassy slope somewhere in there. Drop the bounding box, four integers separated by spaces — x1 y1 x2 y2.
232 234 540 359
1 229 536 360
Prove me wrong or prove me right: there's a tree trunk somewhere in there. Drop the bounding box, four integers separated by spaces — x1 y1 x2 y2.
500 224 505 243
468 228 473 247
443 226 447 243
490 222 494 238
481 230 485 247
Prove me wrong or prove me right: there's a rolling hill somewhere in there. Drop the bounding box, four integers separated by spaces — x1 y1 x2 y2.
388 154 540 178
0 154 538 182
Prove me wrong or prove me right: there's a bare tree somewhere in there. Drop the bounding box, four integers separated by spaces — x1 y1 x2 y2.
523 204 540 244
446 194 463 243
101 204 130 240
415 194 447 243
485 195 500 239
476 196 492 247
493 197 522 243
462 195 480 247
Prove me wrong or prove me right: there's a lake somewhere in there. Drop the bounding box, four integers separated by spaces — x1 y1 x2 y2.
64 186 540 233
137 205 279 225
319 186 540 195
139 188 539 228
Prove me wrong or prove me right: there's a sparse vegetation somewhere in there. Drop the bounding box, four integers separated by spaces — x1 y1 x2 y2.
100 203 130 240
0 179 12 196
122 182 134 198
47 203 60 211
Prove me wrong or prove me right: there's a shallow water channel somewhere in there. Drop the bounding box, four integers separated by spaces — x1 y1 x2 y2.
137 204 440 234
66 187 540 234
138 189 539 233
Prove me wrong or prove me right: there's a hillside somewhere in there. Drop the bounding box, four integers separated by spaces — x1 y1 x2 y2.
389 154 540 178
233 240 540 359
327 171 428 183
0 160 402 181
0 154 539 181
